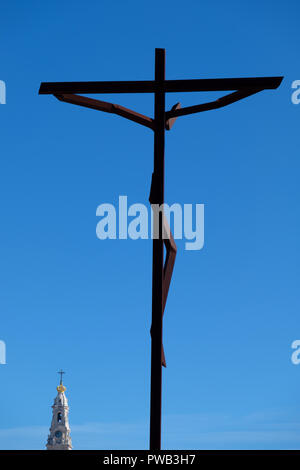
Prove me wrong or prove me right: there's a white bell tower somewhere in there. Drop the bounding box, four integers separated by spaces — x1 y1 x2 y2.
46 370 72 450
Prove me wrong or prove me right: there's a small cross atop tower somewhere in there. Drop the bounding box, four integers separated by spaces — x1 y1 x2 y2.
58 369 65 385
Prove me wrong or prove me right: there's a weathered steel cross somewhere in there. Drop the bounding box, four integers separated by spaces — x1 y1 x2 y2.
39 49 282 449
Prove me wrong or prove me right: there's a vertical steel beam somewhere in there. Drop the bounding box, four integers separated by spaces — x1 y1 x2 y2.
149 48 165 450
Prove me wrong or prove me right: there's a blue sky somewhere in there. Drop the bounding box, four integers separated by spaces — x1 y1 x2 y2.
0 0 300 450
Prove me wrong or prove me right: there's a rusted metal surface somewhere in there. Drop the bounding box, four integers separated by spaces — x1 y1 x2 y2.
165 88 264 119
54 94 154 130
165 102 181 130
149 171 177 370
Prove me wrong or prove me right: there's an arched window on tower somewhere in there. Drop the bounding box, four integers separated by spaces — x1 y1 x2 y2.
57 412 62 423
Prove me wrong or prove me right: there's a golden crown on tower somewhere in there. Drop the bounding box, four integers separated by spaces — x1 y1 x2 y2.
57 369 66 392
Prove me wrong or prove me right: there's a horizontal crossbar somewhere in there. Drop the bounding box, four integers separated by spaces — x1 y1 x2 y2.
39 77 283 95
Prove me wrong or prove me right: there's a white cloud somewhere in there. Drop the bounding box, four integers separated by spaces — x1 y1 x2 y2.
1 410 300 449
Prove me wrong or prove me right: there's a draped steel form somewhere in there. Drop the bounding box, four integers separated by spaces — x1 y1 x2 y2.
39 48 283 450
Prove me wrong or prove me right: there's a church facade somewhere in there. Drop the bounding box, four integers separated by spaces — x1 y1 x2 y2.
46 372 72 450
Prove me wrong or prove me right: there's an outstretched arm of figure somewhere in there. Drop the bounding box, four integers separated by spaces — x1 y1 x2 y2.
54 93 155 130
165 88 264 125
